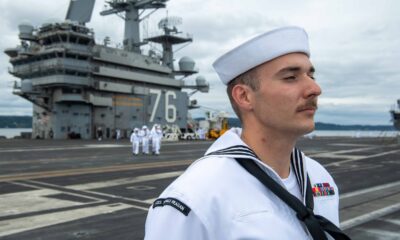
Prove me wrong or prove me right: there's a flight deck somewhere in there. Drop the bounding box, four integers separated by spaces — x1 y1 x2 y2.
0 137 399 239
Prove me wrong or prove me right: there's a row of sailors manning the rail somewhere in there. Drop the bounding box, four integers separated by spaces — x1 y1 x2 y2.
130 124 163 155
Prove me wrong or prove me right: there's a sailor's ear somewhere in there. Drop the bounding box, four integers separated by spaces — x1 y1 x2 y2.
231 84 254 111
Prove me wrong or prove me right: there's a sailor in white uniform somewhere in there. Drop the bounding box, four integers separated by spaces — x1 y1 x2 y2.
150 124 163 155
115 128 121 140
145 26 348 240
140 125 150 154
129 128 140 155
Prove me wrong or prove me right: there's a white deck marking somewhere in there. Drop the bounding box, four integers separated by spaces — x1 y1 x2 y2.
310 146 377 157
324 149 400 167
68 171 183 190
26 171 183 205
143 198 157 204
0 140 210 153
0 203 133 237
340 180 400 199
362 228 400 239
0 189 102 218
341 202 400 230
329 143 374 147
382 218 400 226
0 145 127 153
84 144 127 148
330 163 383 174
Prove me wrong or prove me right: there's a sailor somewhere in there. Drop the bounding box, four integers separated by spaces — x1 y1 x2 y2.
140 125 150 154
96 127 103 141
197 127 206 140
150 124 157 154
150 124 163 155
145 26 350 240
130 128 140 155
48 128 54 139
115 128 121 140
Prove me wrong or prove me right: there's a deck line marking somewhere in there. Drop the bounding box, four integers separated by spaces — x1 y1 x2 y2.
69 171 183 190
362 228 400 238
0 145 126 153
143 198 157 204
0 141 211 153
79 189 152 207
381 218 400 226
324 149 400 167
329 143 374 147
340 202 400 230
0 188 102 218
0 159 193 182
25 179 152 207
10 181 104 202
0 203 135 237
309 146 378 157
340 180 400 200
0 148 204 166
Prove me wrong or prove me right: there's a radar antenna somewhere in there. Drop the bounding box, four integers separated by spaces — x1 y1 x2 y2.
146 16 192 70
65 0 96 24
158 16 182 34
100 0 168 53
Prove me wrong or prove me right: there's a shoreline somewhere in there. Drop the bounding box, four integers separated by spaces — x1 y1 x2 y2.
0 128 399 140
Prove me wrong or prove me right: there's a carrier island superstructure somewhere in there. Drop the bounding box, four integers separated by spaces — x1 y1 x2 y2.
390 100 400 130
4 0 209 139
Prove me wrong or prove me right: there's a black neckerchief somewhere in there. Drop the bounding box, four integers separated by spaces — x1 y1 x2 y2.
206 146 350 240
206 146 307 200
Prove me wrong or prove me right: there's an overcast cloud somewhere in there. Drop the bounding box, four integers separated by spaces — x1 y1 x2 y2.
1 0 399 125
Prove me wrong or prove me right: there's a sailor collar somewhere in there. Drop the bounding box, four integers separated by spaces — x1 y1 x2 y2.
201 128 308 203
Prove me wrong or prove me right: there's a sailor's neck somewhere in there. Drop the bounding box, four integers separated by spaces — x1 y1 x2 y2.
240 128 297 179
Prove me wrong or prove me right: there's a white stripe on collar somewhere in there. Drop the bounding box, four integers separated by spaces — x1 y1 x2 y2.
204 128 308 201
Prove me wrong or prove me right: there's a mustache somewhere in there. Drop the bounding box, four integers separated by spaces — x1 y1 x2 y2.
296 99 318 111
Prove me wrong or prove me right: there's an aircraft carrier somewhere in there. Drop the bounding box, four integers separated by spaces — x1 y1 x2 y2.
4 0 209 140
0 136 399 239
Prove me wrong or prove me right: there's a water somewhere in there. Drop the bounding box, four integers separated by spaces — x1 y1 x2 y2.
0 128 398 139
0 128 32 139
306 130 399 138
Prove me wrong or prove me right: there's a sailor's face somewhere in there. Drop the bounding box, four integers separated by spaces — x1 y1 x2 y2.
251 53 321 136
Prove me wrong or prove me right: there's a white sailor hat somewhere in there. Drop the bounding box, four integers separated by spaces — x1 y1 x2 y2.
213 26 310 85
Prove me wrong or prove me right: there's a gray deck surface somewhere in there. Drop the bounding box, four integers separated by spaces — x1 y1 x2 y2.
1 137 399 239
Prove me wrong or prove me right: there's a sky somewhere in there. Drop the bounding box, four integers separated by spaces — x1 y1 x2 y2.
1 0 399 125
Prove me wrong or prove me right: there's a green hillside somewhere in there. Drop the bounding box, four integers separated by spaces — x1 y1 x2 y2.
0 116 395 131
0 116 32 128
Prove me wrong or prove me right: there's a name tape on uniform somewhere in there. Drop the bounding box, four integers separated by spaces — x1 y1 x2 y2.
153 197 191 216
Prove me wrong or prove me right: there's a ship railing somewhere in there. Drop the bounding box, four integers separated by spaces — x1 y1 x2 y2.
10 61 91 77
147 31 193 40
59 43 89 51
44 43 92 53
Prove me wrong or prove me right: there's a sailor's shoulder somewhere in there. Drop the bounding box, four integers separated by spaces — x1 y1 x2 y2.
153 156 239 223
305 156 328 172
170 156 239 191
304 156 337 186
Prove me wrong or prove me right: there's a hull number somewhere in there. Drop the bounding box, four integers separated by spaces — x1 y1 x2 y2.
150 89 177 123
